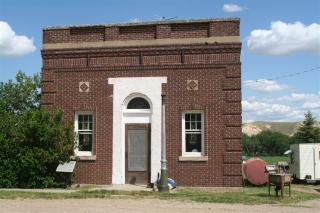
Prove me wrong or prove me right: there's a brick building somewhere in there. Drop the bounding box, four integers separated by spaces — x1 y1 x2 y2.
41 18 242 187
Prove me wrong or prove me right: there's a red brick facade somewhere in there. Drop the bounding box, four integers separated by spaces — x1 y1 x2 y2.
41 18 242 187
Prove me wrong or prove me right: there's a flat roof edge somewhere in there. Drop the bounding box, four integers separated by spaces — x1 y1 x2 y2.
43 17 240 30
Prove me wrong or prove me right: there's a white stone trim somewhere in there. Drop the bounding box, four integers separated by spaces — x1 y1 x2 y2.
108 77 167 184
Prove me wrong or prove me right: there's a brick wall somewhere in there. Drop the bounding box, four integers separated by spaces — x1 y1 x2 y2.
41 19 242 187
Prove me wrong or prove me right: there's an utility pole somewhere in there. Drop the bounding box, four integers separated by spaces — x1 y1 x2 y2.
158 94 169 192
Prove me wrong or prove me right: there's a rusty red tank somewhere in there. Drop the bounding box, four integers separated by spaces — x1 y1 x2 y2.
243 157 268 185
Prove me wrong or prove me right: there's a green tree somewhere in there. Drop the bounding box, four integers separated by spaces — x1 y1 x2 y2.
256 130 290 156
290 111 320 144
0 72 74 188
0 71 40 114
242 133 260 156
242 131 290 156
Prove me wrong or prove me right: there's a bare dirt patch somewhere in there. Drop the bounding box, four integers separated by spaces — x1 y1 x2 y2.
0 198 319 213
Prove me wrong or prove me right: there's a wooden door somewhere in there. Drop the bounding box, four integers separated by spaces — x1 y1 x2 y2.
125 124 150 184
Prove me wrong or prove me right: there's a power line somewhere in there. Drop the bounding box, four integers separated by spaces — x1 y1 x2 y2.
243 66 320 85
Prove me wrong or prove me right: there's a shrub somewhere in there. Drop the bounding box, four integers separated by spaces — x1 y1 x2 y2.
0 71 74 188
0 109 74 188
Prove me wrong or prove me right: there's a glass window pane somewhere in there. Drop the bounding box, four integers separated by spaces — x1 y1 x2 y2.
89 115 92 122
186 133 201 152
191 114 196 121
127 97 150 109
78 122 83 130
191 122 196 129
78 133 92 151
89 123 93 130
196 113 201 121
197 121 201 130
185 114 190 121
79 115 83 122
186 121 190 129
83 122 88 130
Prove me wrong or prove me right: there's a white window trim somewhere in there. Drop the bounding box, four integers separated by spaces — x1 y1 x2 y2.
74 111 94 156
182 111 204 157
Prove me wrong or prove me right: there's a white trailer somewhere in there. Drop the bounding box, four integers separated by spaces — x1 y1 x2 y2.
289 143 320 182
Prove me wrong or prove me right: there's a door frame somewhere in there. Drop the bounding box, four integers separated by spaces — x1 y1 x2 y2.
125 124 151 184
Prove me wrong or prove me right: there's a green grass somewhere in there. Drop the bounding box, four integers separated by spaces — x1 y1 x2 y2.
0 185 319 205
257 156 289 165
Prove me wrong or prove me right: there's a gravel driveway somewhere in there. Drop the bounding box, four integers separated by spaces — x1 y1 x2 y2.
0 198 319 213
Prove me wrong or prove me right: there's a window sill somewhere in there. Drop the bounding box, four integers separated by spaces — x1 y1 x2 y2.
72 155 96 161
178 156 208 162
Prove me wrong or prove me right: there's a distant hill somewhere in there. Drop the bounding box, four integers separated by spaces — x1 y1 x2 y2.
242 121 300 136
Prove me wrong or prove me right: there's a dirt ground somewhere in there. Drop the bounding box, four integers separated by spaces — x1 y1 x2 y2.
0 198 320 213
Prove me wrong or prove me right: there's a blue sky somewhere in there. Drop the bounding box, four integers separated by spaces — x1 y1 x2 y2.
0 0 319 122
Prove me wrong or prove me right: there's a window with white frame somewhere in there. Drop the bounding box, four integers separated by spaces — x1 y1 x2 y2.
182 111 204 156
75 112 93 156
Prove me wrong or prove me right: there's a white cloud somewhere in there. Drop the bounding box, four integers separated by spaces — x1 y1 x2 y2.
244 79 287 92
303 101 320 109
242 99 313 122
272 92 320 103
128 18 141 23
0 21 36 57
243 100 291 115
247 21 320 55
243 92 320 122
223 4 246 12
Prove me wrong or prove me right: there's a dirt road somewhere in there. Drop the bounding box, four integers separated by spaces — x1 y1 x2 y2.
0 198 319 213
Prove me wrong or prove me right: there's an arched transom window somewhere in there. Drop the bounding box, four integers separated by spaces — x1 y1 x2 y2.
127 97 150 109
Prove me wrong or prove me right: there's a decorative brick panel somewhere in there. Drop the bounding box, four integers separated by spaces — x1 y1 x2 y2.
143 55 181 65
186 80 199 90
43 27 105 43
171 23 209 38
69 27 105 42
185 53 236 64
43 29 70 43
209 21 239 37
43 58 87 68
90 56 139 66
118 25 156 40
